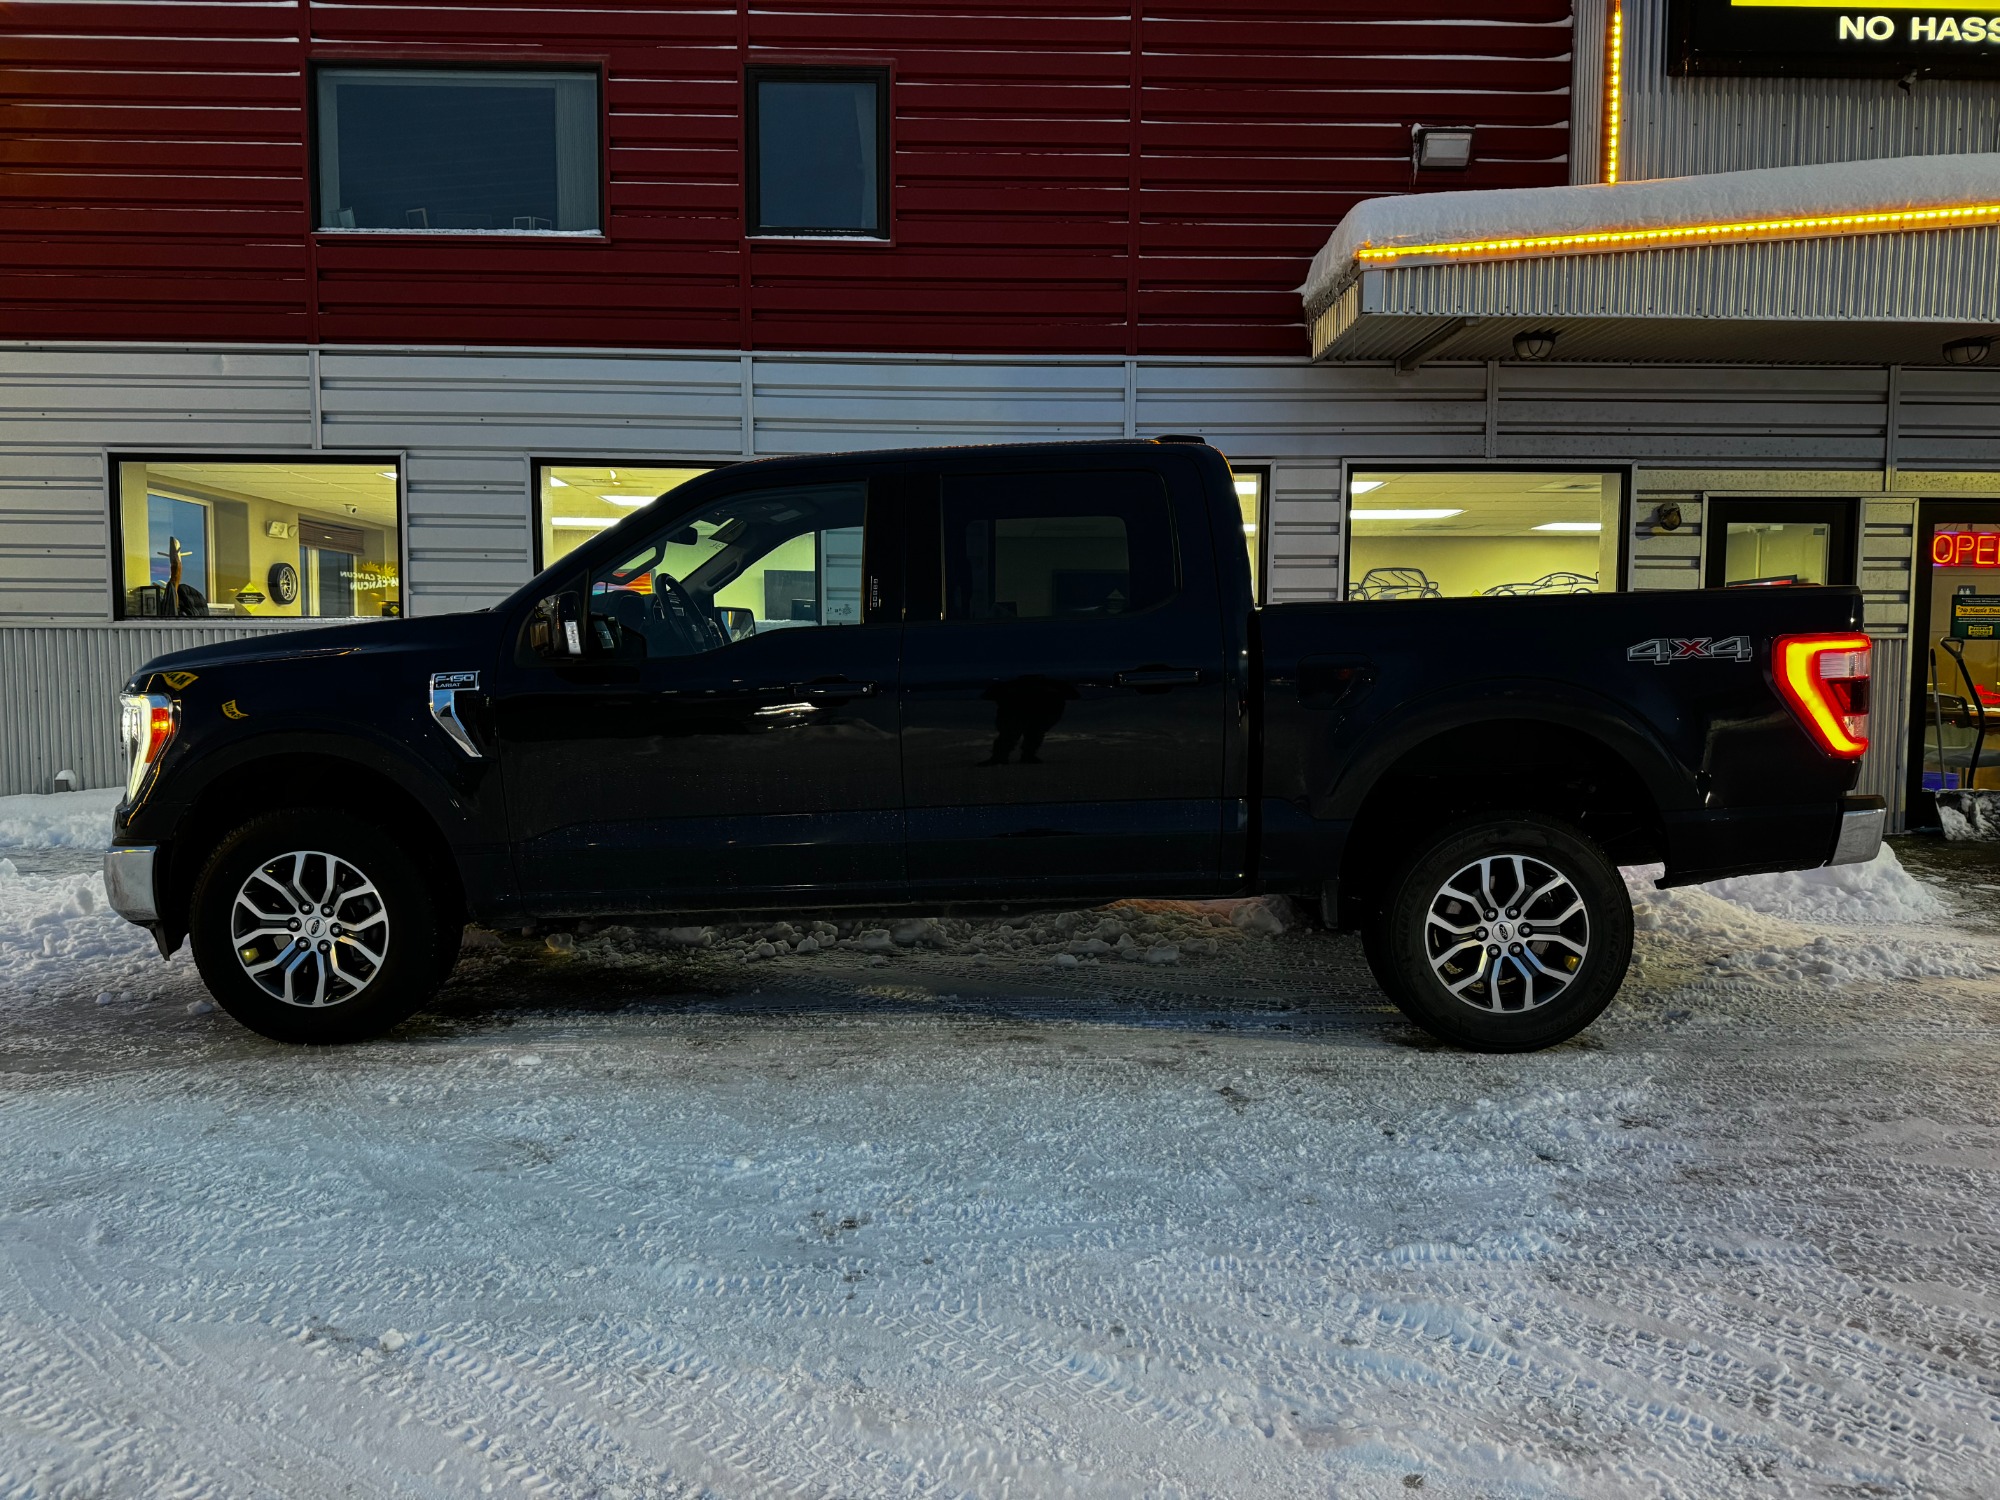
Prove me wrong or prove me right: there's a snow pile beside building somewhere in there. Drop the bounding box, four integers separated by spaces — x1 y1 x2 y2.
1300 152 2000 316
0 786 121 850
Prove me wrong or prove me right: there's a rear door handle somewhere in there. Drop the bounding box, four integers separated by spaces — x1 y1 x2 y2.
793 678 880 702
1116 667 1202 689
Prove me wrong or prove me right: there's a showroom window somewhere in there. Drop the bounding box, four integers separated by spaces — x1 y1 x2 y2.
113 459 402 619
1233 466 1270 603
316 68 600 233
747 69 889 237
536 462 716 571
1345 470 1624 600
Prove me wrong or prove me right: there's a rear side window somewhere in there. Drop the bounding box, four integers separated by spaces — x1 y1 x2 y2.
940 471 1176 623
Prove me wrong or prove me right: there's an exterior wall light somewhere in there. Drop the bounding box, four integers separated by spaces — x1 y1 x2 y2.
1944 336 1992 365
1413 127 1474 172
1513 330 1559 360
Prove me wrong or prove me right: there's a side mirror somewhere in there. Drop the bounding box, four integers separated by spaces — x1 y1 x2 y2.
716 606 754 641
528 591 585 658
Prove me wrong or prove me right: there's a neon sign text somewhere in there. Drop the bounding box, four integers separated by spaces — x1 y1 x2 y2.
1932 531 2000 567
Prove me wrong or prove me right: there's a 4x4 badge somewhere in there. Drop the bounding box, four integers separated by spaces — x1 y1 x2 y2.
1627 635 1753 665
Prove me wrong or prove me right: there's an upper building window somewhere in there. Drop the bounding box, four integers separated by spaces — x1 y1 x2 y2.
747 69 888 238
113 459 402 620
316 68 600 234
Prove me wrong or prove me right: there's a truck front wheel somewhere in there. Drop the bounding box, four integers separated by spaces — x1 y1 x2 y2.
1365 811 1633 1052
188 809 448 1044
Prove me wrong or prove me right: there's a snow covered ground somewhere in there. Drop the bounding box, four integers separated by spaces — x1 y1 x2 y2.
2 794 1998 1498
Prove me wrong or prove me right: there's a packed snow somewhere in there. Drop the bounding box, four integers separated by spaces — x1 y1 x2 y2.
1299 151 2000 316
0 785 120 851
3 791 1998 1498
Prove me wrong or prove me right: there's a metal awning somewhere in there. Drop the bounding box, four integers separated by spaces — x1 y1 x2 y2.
1303 153 2000 366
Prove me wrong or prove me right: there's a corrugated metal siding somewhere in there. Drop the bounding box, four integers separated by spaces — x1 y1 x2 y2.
1618 0 2000 181
0 1 1573 359
0 622 289 794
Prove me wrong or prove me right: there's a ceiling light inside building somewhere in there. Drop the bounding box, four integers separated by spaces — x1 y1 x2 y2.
1351 508 1465 521
1533 521 1603 532
1348 479 1386 495
1413 126 1474 172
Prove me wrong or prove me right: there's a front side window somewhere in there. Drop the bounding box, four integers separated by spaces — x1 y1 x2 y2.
748 69 887 237
316 68 600 233
587 482 867 657
940 471 1176 623
537 462 716 571
1346 470 1621 600
114 459 402 619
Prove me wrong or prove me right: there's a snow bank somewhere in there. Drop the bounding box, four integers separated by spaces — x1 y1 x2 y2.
0 858 164 994
0 786 122 850
1624 846 1991 988
1300 152 2000 316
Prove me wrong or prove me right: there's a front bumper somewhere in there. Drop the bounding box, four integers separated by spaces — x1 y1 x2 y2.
104 844 160 923
1828 795 1886 868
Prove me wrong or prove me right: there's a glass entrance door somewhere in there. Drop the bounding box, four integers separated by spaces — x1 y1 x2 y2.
1910 501 2000 822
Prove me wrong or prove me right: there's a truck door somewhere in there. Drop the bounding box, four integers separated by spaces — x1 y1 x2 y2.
489 474 906 914
897 460 1229 900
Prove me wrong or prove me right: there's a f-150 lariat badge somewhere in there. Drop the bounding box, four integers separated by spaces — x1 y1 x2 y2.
428 671 483 759
1627 635 1753 665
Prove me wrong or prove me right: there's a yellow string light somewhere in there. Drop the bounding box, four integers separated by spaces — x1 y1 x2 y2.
1354 201 2000 265
1603 0 1623 186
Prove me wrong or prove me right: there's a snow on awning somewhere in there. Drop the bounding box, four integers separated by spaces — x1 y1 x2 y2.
1303 153 2000 366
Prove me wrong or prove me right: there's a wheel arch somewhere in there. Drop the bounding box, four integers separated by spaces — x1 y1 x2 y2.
1331 701 1674 928
157 740 468 946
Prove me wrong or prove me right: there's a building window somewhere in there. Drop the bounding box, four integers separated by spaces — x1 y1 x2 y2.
316 69 600 233
747 69 888 237
536 462 717 571
114 459 402 619
1233 466 1270 603
1704 498 1857 589
1345 470 1623 600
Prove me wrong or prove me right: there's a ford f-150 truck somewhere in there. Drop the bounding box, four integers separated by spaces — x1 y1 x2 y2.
104 439 1883 1051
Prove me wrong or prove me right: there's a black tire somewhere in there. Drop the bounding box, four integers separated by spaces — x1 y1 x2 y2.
189 808 449 1044
1364 811 1632 1052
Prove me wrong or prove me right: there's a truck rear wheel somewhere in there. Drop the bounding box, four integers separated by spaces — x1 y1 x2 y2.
1365 811 1632 1052
189 809 448 1044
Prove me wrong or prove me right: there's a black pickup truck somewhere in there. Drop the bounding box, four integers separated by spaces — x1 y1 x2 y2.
105 439 1882 1051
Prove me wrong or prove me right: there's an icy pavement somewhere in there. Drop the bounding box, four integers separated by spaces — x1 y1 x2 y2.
2 803 1998 1498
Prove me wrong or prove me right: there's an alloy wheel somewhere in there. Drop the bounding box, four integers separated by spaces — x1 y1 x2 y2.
230 850 391 1008
1423 854 1590 1013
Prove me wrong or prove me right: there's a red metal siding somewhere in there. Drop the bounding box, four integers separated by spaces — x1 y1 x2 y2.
0 2 1571 356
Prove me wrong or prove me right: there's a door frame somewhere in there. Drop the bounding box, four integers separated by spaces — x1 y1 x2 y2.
1906 498 2000 826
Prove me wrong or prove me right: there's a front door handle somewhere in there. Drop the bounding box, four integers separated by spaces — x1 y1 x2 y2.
792 678 880 702
1116 667 1202 689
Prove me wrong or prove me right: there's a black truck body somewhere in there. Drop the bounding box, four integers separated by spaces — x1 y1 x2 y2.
104 440 1882 1050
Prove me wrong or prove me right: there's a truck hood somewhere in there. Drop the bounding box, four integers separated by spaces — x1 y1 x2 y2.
125 611 499 690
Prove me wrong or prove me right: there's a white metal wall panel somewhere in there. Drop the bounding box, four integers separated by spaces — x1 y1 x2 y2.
1857 635 1912 826
1266 464 1343 603
0 622 287 794
1898 368 2000 469
1628 492 1703 590
752 357 1129 451
1862 500 1917 635
1620 0 2000 181
1137 360 1490 461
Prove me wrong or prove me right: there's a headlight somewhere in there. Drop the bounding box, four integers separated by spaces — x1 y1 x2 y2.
120 692 178 800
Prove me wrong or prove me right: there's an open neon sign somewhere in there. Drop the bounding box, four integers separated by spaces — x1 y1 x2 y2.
1933 532 2000 567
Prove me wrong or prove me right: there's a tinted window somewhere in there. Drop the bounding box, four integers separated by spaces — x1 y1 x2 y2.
941 472 1176 623
751 73 885 235
317 69 600 233
588 482 867 658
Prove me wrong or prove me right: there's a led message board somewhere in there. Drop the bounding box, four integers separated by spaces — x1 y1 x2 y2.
1671 0 2000 78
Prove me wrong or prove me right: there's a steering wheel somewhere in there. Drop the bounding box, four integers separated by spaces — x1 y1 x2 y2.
648 572 728 654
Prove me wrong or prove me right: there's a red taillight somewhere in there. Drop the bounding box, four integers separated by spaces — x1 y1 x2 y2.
1774 633 1871 759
